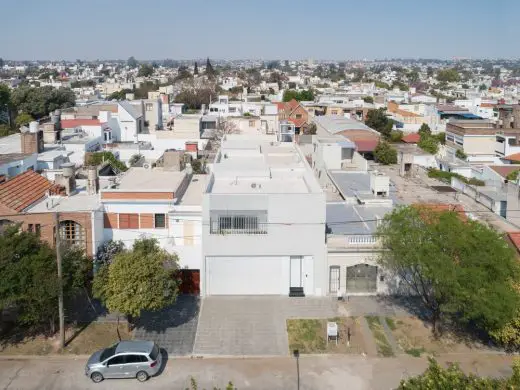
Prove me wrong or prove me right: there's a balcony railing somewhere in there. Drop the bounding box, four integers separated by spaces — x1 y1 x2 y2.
210 221 268 235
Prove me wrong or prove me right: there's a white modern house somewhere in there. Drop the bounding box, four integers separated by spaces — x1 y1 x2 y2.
201 135 327 296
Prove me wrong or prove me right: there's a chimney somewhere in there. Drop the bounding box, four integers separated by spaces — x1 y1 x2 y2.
87 166 99 195
21 121 44 154
55 162 76 195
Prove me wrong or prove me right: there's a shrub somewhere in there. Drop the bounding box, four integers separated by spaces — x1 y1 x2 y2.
455 149 467 160
374 141 398 165
389 130 403 143
85 151 127 172
427 168 485 186
418 135 439 154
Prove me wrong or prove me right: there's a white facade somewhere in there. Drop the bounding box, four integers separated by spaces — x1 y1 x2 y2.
202 137 327 296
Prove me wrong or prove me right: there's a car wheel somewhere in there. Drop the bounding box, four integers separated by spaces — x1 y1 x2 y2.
90 372 104 383
136 371 149 382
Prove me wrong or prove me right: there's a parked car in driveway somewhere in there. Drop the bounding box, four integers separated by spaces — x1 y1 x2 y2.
85 340 162 383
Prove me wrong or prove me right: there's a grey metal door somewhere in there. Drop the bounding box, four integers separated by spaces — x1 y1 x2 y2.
346 264 377 293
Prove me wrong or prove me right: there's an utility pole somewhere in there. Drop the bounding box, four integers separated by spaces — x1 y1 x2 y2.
55 212 65 350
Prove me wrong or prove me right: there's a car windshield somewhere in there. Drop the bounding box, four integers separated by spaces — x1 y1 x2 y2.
100 344 118 362
149 344 159 360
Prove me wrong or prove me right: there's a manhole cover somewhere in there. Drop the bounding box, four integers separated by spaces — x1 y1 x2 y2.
431 185 456 193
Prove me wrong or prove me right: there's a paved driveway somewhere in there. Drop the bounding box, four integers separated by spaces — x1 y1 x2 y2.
134 295 199 356
193 297 338 356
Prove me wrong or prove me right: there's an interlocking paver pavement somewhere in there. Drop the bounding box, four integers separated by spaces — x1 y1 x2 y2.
133 295 199 356
193 296 338 356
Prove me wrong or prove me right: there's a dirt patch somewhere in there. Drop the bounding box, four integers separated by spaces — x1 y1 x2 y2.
391 316 485 355
365 316 394 357
0 322 132 355
287 317 365 354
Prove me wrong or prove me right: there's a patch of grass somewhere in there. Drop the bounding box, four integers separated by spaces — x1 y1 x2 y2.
287 319 326 354
405 347 425 357
385 317 397 331
287 317 366 354
365 316 395 357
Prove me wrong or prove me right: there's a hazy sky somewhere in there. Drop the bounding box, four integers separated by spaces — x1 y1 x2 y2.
1 0 518 60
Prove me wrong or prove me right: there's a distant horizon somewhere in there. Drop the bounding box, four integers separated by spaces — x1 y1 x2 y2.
1 0 518 60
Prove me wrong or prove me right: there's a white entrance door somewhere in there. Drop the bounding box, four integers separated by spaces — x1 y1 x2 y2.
290 256 303 288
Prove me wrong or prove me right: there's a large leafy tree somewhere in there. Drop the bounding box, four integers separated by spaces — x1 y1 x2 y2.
282 89 314 102
365 108 393 139
378 206 520 336
127 56 138 69
14 112 34 128
436 68 460 83
398 358 520 389
93 238 180 322
0 226 90 333
374 141 397 165
137 64 154 78
11 86 75 119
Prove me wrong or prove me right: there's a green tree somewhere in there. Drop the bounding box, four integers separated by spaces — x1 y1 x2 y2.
397 357 520 389
127 56 138 69
389 130 403 143
437 68 460 83
434 132 446 145
137 64 154 77
374 141 397 165
85 151 127 172
174 88 215 109
362 96 374 104
93 238 180 324
193 62 198 75
14 112 34 128
108 89 132 101
374 80 391 89
365 108 393 139
377 206 520 336
418 135 439 154
205 58 215 79
0 124 13 137
11 86 75 119
418 123 431 137
282 89 314 102
0 226 90 333
479 83 488 91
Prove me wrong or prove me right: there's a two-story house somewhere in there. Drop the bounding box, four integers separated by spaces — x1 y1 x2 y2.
201 135 326 296
276 99 309 134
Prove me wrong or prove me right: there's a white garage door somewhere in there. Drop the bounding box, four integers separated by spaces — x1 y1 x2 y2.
206 256 285 295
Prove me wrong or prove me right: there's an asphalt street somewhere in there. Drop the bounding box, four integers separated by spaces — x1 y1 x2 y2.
0 353 514 390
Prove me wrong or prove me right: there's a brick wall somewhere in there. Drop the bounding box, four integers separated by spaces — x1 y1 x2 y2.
0 211 94 256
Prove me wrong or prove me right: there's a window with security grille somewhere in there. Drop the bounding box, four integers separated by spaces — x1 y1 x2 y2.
211 211 267 234
59 220 86 249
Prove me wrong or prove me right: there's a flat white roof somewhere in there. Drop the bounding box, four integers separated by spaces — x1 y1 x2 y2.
177 174 207 205
0 134 22 154
209 137 322 194
115 167 186 192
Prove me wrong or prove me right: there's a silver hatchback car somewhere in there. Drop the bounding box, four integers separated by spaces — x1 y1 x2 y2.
85 340 162 383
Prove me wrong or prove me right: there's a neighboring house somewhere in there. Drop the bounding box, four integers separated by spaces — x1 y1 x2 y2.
130 98 163 131
201 135 326 296
446 119 520 163
313 116 380 157
387 101 426 132
276 99 309 134
99 166 203 292
0 170 99 256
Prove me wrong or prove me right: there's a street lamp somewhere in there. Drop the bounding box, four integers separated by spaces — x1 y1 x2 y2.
293 349 300 390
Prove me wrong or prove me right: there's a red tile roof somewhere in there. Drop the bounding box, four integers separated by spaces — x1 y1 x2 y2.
61 119 100 128
288 117 307 128
354 139 379 152
508 232 520 253
401 133 420 143
489 165 520 178
503 153 520 162
0 171 53 212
